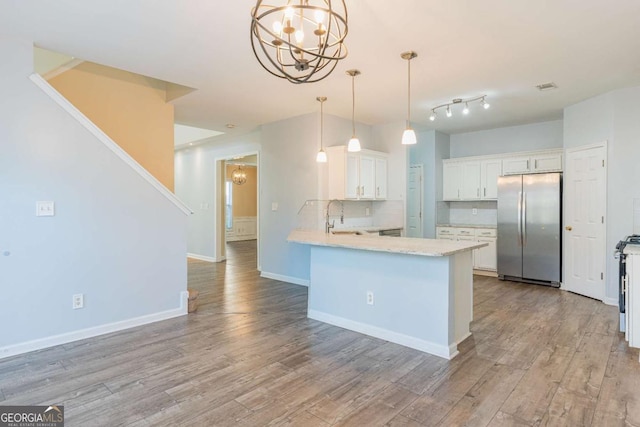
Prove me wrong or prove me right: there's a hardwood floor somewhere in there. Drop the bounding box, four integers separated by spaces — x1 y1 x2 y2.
1 239 638 426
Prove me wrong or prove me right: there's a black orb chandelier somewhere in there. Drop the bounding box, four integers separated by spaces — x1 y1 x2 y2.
250 0 349 84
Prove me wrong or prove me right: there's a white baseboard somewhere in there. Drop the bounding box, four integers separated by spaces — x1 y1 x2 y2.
187 252 217 263
260 271 309 287
308 309 456 359
0 291 188 360
603 297 618 306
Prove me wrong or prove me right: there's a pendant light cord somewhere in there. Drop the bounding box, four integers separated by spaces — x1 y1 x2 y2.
407 57 411 124
351 74 356 137
320 100 324 149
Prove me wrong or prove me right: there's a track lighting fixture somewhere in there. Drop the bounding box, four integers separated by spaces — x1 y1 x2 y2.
430 95 490 121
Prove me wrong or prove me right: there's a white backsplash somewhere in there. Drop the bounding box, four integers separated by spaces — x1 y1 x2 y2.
446 201 497 226
297 199 404 231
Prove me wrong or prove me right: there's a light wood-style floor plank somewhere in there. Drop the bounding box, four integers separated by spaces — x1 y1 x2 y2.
0 240 638 426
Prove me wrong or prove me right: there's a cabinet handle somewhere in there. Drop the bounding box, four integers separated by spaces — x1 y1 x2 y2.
362 185 365 195
535 159 538 169
377 187 379 196
477 188 480 197
484 188 486 197
457 189 460 199
526 160 530 170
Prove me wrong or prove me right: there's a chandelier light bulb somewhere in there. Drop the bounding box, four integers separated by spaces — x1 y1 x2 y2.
295 29 304 44
314 10 325 24
272 21 283 35
284 6 294 19
446 106 452 118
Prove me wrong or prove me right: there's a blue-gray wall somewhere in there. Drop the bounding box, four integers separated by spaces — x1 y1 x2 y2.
0 38 188 353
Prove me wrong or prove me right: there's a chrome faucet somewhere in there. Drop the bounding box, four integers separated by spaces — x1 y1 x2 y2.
325 199 344 234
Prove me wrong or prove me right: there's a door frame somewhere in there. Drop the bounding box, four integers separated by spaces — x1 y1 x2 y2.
562 141 607 301
215 151 261 270
407 164 424 238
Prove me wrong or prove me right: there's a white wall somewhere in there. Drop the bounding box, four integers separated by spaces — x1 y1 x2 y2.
564 86 640 302
0 38 188 356
450 120 563 158
174 132 261 261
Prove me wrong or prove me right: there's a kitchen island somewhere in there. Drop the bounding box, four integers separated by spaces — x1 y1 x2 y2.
288 230 486 359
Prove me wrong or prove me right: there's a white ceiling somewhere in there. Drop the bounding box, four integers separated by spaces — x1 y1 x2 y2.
2 1 640 137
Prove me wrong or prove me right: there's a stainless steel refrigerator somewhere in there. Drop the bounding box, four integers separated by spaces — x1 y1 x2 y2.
497 172 562 287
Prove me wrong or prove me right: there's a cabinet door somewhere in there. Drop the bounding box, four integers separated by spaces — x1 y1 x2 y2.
375 157 388 199
460 162 481 200
481 160 502 199
531 153 562 172
345 153 359 199
359 155 376 199
502 156 531 175
443 163 462 200
475 237 497 271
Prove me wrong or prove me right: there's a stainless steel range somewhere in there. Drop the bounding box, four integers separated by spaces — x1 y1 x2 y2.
615 235 640 332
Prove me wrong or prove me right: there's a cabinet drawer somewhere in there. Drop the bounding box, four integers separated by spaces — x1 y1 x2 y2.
475 228 497 237
436 227 456 237
455 228 475 237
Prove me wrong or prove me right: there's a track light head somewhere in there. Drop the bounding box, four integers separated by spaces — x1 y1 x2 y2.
446 106 452 118
429 111 436 121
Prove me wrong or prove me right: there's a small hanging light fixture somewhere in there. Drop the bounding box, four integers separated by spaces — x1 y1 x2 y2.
316 96 327 163
401 51 418 145
346 69 361 152
231 165 247 185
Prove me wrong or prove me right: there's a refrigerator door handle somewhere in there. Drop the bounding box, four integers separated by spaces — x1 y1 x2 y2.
517 191 523 246
522 191 527 246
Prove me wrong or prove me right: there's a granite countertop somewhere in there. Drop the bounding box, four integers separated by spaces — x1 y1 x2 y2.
436 224 497 229
287 230 487 257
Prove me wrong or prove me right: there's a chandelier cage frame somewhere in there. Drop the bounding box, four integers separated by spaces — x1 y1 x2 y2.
250 0 349 84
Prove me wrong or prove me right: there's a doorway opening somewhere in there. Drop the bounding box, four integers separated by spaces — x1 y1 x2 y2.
216 153 260 269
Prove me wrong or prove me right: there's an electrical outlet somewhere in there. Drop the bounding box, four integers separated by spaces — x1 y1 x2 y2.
366 291 374 305
36 201 55 217
472 208 478 215
365 207 370 216
72 294 84 309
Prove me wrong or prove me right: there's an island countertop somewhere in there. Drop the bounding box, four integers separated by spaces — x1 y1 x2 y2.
288 229 487 257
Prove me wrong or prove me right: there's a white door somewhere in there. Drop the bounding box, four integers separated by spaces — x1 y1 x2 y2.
563 144 606 300
407 164 423 238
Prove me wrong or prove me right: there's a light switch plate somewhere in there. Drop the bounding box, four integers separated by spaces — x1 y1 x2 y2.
36 201 55 217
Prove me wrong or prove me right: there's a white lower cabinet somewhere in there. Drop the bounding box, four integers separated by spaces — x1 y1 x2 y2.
436 226 497 272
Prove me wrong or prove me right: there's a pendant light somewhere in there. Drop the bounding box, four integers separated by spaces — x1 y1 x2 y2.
346 69 361 152
401 51 417 145
316 96 328 163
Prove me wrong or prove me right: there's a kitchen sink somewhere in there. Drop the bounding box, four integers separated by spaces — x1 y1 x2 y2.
331 230 363 235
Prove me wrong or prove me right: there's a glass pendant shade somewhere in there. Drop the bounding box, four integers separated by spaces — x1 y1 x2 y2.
347 137 361 152
316 148 327 163
401 128 417 145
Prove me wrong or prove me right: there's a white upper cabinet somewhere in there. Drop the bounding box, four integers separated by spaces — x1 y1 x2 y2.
460 162 481 200
480 159 502 199
443 149 563 201
375 157 388 199
502 150 563 175
443 162 463 201
327 146 388 200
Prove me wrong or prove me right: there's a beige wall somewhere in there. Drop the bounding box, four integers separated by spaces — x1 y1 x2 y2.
48 62 175 190
226 165 257 217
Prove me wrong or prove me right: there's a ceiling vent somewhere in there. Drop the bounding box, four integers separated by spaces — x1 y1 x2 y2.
536 82 558 91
